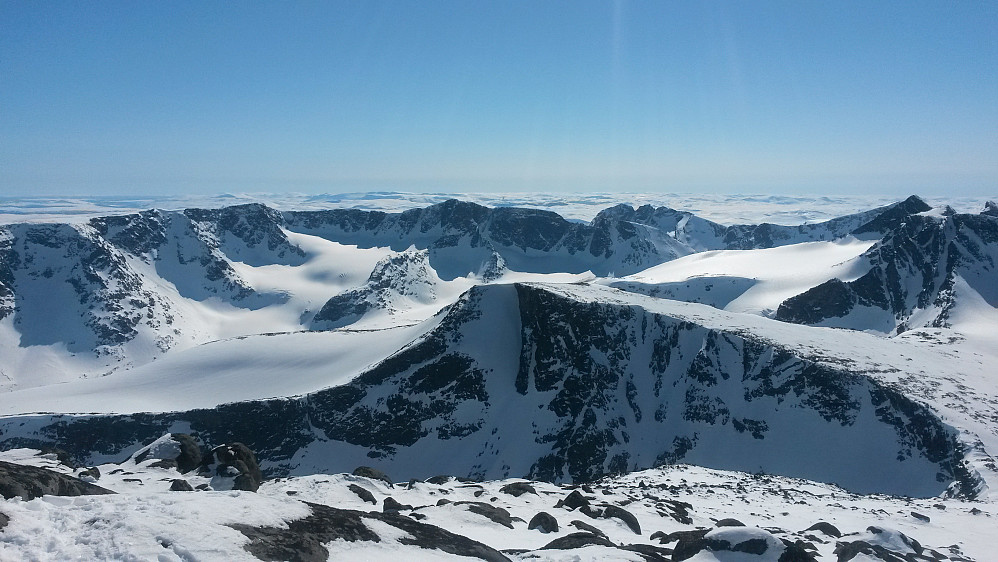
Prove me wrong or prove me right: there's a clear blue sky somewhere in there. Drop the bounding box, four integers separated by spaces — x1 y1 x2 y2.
2 1 996 196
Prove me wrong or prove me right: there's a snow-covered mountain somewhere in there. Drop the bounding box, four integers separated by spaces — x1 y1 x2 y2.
2 194 998 560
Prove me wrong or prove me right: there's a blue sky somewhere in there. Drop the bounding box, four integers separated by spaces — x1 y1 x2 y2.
2 1 996 196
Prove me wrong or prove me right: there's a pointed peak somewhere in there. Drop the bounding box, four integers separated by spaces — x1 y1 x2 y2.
982 201 998 217
898 195 931 214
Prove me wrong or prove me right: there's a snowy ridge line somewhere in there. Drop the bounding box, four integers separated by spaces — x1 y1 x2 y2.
0 281 980 500
2 191 996 225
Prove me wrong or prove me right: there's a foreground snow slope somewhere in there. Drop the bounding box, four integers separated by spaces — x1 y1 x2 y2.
0 447 994 561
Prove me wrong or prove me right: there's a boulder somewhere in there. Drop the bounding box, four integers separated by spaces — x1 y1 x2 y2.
804 521 841 538
169 479 194 492
527 512 558 533
352 466 393 486
570 520 606 537
348 484 377 504
78 467 101 482
383 497 413 513
715 518 745 527
555 490 591 511
601 505 641 534
541 532 614 550
499 481 537 497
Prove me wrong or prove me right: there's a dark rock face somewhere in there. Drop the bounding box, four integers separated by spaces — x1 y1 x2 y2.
527 511 558 533
231 501 510 562
716 518 746 527
0 460 115 500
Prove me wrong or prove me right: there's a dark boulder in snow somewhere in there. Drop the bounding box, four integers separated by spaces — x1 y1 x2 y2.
169 479 194 491
527 511 558 533
0 460 115 501
499 481 537 497
541 532 615 550
348 483 377 504
231 501 510 562
555 489 592 511
383 496 413 513
570 519 607 537
804 521 841 537
352 466 393 486
453 501 516 529
715 517 746 527
601 504 641 534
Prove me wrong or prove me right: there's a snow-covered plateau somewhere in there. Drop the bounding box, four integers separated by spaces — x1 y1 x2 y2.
1 194 996 561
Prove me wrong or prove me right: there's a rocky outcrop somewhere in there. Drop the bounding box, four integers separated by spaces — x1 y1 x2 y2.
230 501 510 562
0 460 115 500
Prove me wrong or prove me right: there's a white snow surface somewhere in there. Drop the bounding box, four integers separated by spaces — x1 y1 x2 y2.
608 237 877 316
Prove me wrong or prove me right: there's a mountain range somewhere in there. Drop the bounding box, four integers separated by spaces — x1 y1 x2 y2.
1 194 997 560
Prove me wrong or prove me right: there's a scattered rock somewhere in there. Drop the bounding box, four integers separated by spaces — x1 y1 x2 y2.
527 512 558 533
911 511 931 522
209 443 262 492
804 521 842 538
618 543 674 560
352 466 393 486
169 479 194 492
499 481 537 497
349 484 377 504
383 497 413 513
231 501 509 562
454 501 516 529
541 532 615 550
570 520 607 537
555 490 591 511
601 505 641 534
715 518 745 527
0 461 115 501
78 467 101 482
779 539 819 561
425 475 452 485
